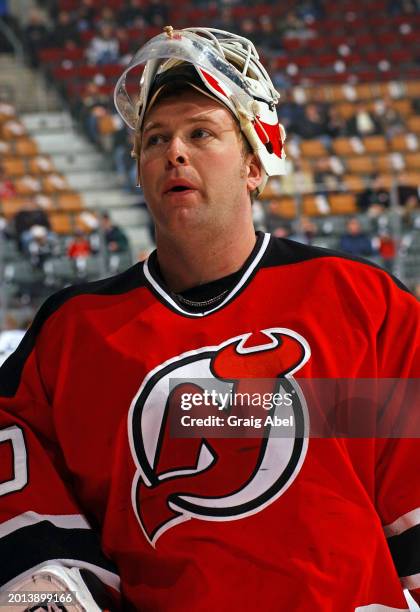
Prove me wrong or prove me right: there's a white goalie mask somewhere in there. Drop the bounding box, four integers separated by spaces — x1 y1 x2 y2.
114 26 287 195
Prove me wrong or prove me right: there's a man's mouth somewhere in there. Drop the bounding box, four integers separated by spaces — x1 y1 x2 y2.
163 180 197 195
168 186 191 192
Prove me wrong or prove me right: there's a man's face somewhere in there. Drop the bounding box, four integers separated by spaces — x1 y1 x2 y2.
348 219 361 235
138 89 261 239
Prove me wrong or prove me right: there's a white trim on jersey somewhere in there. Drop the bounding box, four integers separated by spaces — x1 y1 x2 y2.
143 232 271 317
0 511 91 540
383 508 420 538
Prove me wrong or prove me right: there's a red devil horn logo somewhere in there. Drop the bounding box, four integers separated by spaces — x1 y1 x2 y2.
129 328 310 546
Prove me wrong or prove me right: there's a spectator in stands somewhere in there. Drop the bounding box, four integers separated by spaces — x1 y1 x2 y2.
387 0 418 15
73 0 96 32
73 80 110 144
96 7 118 30
339 217 376 257
373 96 405 139
23 9 49 66
48 10 80 48
118 0 146 28
278 10 307 39
267 58 290 90
144 0 168 27
100 212 129 254
67 230 92 260
289 216 318 245
0 162 16 199
280 159 314 195
113 126 137 190
401 191 420 212
397 177 420 211
27 225 59 269
326 106 346 139
86 23 120 66
67 229 92 276
412 97 420 115
277 90 302 131
296 0 325 20
292 103 329 140
0 0 19 51
259 15 279 49
212 6 235 32
346 102 382 137
378 230 397 273
272 225 292 239
12 202 52 254
313 157 341 196
357 174 391 216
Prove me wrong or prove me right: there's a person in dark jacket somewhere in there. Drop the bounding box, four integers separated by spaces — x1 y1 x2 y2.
339 217 375 256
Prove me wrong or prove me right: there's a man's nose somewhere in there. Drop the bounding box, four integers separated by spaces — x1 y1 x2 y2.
165 136 188 167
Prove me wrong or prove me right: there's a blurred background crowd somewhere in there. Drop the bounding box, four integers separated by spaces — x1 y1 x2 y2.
0 0 419 360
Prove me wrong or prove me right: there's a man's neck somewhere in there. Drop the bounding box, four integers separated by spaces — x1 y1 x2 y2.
155 225 257 293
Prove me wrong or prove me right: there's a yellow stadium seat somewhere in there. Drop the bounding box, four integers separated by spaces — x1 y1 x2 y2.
57 192 84 211
49 212 74 234
332 137 361 156
329 193 357 215
43 174 70 193
346 156 376 174
2 156 26 177
14 175 42 195
1 197 32 218
376 174 394 190
398 172 420 187
335 103 356 120
328 85 352 102
1 120 26 140
407 116 420 134
363 136 388 154
376 154 394 172
268 197 297 219
28 155 55 175
392 99 412 116
355 83 377 101
390 134 419 152
14 138 39 156
405 152 420 171
405 81 420 98
300 140 328 158
302 194 330 216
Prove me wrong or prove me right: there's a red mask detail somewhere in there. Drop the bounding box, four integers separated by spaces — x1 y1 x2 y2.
253 118 284 159
198 68 229 99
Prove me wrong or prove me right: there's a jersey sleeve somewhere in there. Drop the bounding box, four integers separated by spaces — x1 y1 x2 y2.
0 296 120 599
374 277 420 604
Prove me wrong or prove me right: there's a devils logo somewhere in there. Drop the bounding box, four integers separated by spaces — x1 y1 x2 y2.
128 328 310 547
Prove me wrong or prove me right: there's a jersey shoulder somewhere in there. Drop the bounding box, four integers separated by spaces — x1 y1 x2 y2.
263 236 410 293
0 263 146 397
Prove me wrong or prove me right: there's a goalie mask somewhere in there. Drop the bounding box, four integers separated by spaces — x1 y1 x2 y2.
113 26 287 195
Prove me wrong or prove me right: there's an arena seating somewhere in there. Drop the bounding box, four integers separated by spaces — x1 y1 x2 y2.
1 0 419 308
0 102 87 236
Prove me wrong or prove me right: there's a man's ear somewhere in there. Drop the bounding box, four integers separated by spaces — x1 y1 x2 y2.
246 153 263 193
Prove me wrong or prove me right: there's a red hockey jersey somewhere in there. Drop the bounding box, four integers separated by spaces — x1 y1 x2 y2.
0 233 419 611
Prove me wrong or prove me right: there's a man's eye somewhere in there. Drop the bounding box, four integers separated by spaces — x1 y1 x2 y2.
191 128 211 139
145 134 164 147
